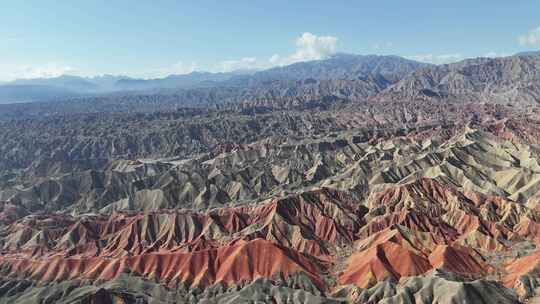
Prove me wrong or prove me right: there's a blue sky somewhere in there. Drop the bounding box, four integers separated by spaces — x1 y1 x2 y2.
1 0 539 80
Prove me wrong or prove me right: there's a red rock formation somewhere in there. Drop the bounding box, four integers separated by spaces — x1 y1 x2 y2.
503 251 540 289
512 218 540 244
0 238 325 289
428 244 492 276
339 241 432 288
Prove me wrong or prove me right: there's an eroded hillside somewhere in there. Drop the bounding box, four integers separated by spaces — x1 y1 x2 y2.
1 100 540 303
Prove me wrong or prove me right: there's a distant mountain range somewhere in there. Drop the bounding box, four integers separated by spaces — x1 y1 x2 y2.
0 71 253 103
0 54 427 104
0 75 127 103
226 53 429 86
0 51 539 104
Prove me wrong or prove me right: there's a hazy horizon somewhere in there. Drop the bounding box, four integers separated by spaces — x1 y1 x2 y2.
1 1 539 81
2 50 538 83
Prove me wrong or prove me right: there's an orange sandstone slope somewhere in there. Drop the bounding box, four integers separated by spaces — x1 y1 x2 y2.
338 240 494 289
0 238 325 289
338 241 432 288
0 179 539 303
0 188 364 260
503 251 540 297
2 112 540 303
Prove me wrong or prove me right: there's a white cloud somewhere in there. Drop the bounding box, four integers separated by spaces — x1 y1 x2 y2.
519 27 540 46
5 63 74 79
371 42 394 50
23 63 73 78
287 32 338 63
218 57 259 72
169 61 197 74
407 53 464 64
150 61 198 78
269 54 281 65
213 32 339 72
483 51 510 58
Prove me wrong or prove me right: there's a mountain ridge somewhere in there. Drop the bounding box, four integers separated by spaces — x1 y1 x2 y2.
0 54 426 104
375 54 540 104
